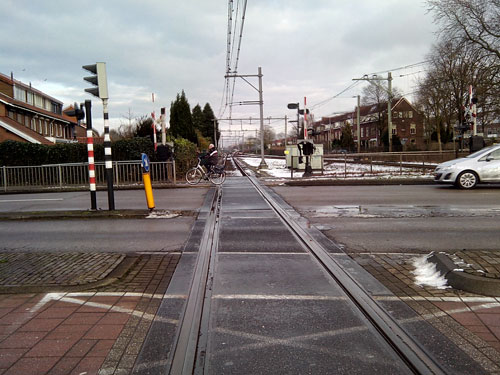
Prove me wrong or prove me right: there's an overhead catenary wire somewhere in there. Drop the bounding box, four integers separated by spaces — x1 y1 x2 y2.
219 0 248 119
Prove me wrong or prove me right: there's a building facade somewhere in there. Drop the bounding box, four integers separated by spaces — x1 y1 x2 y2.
0 72 85 144
311 97 425 152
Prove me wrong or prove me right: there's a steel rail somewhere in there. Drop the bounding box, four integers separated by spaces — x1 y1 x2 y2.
168 186 222 374
232 157 447 375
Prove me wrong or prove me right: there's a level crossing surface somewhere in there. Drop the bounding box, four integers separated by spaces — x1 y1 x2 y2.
133 175 485 375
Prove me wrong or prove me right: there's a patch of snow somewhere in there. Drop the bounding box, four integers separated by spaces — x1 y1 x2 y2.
239 156 433 180
412 254 450 289
146 210 180 219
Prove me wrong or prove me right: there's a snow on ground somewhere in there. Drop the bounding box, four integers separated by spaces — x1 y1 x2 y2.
146 210 180 219
411 254 450 289
240 157 433 180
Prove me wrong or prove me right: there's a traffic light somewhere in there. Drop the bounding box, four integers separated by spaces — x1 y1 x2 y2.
64 102 85 120
82 62 108 99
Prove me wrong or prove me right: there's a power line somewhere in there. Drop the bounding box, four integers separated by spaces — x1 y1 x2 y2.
367 61 430 76
309 80 362 110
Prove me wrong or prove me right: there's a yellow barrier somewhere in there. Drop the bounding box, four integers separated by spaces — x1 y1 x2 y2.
142 172 155 210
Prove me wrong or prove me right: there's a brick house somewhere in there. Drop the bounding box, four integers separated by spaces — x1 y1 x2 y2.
312 97 425 151
0 72 86 144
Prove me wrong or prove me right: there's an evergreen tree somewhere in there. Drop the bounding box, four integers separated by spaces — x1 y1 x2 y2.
169 91 196 143
201 103 218 143
192 104 204 137
340 122 355 151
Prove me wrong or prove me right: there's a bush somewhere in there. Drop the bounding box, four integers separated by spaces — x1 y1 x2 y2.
173 137 197 175
0 138 198 177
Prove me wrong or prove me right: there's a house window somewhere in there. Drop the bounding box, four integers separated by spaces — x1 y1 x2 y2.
361 128 364 137
408 111 413 118
50 123 54 136
27 91 34 105
392 128 397 135
34 94 43 108
14 86 26 102
410 123 416 135
24 116 30 127
17 113 23 123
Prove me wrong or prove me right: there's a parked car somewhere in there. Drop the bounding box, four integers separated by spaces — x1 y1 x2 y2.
434 144 500 189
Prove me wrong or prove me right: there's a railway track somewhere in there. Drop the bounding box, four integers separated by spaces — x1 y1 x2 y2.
135 156 480 374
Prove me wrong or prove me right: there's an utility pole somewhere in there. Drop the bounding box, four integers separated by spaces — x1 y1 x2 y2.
387 72 393 152
284 115 288 148
356 95 361 154
224 67 267 169
257 67 266 168
353 72 393 152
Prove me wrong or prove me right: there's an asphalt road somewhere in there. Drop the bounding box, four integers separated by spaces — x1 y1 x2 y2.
271 184 500 254
0 188 209 253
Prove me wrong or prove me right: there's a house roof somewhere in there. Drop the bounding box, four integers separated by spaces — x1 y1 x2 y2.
314 97 414 127
0 116 53 144
0 72 63 106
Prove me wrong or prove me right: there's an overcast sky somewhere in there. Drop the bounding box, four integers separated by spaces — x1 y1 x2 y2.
2 0 437 142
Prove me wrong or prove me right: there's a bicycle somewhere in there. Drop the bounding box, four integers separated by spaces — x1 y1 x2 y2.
185 157 226 185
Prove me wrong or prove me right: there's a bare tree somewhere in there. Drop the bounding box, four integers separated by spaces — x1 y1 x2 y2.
427 0 500 60
416 37 498 150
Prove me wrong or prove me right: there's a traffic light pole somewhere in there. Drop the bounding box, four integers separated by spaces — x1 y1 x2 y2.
102 98 115 210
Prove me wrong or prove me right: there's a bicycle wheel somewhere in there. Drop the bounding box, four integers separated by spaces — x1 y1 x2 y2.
186 168 203 185
208 170 226 185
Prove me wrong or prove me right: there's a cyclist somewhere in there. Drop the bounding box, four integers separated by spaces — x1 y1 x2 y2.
200 144 218 173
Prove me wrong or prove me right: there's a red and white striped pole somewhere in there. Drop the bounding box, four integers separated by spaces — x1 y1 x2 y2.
84 100 97 210
151 111 157 151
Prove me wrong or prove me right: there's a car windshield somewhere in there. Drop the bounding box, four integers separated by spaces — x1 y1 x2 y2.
466 146 498 159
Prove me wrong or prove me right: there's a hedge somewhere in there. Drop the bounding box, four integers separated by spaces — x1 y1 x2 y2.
0 138 197 175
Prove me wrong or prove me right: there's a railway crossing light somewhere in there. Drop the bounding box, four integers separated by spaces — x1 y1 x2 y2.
64 102 85 121
82 62 108 99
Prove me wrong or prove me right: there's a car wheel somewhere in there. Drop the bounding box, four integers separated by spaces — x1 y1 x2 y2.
456 171 478 189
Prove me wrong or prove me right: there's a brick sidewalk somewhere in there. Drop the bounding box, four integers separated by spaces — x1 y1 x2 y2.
0 253 180 375
352 251 500 373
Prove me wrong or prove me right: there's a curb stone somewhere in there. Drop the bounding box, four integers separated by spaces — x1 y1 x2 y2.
429 252 500 297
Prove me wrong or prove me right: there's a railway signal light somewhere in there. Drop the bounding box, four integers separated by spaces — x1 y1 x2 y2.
83 62 108 99
64 102 85 120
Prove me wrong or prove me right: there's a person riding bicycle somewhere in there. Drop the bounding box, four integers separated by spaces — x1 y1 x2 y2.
200 144 218 173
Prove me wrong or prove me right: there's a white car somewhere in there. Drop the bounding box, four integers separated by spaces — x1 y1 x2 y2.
434 144 500 189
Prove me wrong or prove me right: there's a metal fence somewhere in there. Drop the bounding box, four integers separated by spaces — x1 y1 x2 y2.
1 160 176 192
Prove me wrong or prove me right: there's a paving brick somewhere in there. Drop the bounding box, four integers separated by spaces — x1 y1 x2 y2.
35 307 78 319
2 356 59 375
47 357 82 375
65 339 96 357
25 338 78 357
98 312 131 325
69 356 105 375
0 348 27 369
63 312 105 325
18 318 64 332
84 325 123 340
0 332 46 349
87 339 114 357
